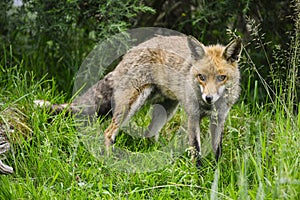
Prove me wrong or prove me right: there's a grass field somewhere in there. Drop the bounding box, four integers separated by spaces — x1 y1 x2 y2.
1 26 300 199
0 55 299 200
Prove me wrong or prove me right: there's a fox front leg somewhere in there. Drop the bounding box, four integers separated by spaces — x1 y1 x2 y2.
210 107 229 161
187 115 202 168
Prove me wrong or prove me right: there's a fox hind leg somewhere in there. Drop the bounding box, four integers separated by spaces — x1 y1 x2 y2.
104 117 120 154
144 99 178 140
104 85 153 153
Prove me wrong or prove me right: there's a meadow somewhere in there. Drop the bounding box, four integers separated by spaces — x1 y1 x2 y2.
0 33 299 200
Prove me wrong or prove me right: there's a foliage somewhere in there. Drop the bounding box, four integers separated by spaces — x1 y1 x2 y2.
0 0 154 92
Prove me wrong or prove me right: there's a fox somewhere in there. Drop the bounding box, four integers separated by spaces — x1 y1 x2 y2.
35 35 242 166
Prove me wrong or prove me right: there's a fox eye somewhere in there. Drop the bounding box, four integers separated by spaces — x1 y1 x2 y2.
198 74 206 82
217 75 227 82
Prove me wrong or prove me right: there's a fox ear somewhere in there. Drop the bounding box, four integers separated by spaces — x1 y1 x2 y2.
223 37 242 63
187 35 206 60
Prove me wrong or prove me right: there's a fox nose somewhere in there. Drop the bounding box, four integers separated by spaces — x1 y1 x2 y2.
205 95 213 103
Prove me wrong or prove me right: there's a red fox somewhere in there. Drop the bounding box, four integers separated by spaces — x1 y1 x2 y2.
35 35 242 166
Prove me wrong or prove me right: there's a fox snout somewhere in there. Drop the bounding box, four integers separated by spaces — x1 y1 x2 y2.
197 74 227 104
201 89 224 104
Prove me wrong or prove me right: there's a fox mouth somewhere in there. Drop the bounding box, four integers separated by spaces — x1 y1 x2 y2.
204 101 213 105
203 101 213 107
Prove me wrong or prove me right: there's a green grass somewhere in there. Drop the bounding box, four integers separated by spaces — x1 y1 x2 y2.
0 62 299 200
1 18 300 198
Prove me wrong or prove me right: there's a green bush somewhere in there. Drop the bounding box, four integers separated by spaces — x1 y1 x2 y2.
0 0 154 93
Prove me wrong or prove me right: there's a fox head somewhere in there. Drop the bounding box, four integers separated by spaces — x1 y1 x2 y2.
188 36 242 104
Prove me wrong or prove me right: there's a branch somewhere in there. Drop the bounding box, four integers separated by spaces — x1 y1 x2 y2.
0 127 13 174
0 160 13 174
